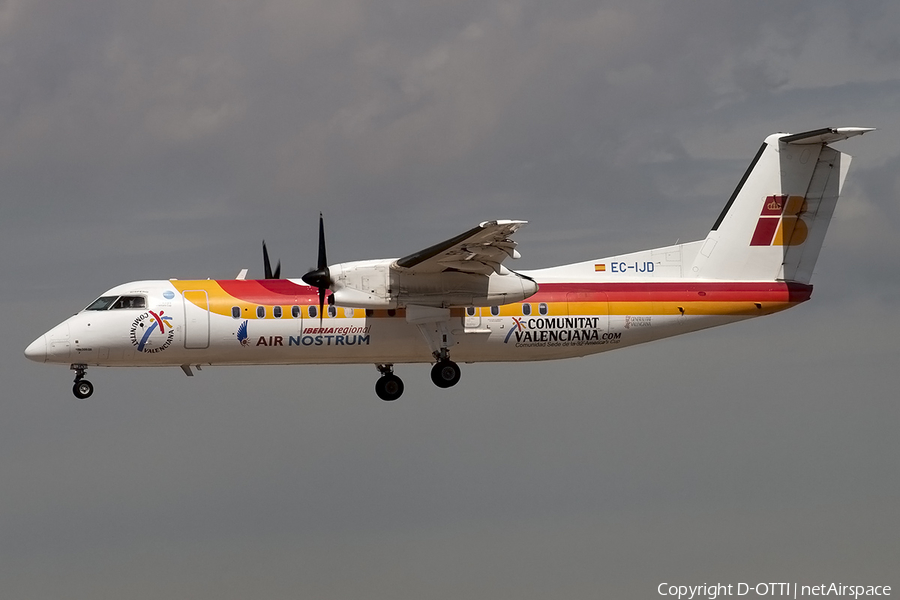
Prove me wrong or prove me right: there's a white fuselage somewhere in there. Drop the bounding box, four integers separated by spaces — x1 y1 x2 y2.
25 276 808 369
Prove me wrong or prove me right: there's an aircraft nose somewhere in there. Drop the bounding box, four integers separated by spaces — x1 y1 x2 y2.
30 321 71 363
24 335 47 363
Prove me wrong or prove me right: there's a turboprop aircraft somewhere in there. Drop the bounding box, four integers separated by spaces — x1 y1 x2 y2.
25 127 873 401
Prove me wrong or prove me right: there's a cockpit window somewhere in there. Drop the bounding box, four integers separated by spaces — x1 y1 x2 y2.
85 295 147 311
111 296 146 309
85 296 118 311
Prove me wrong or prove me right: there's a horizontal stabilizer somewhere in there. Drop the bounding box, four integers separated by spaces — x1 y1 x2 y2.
781 127 875 145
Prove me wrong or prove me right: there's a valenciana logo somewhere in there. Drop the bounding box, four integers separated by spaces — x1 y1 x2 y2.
750 195 809 247
129 310 175 353
504 316 621 347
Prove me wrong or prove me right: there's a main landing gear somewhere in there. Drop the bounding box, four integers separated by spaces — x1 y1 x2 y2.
373 358 462 401
71 364 94 399
375 364 404 401
430 359 461 388
373 314 464 401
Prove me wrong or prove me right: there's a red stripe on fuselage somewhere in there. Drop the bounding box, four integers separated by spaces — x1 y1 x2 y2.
217 279 322 305
531 282 813 304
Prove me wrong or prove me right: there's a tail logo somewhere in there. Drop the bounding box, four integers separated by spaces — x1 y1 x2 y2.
750 195 809 246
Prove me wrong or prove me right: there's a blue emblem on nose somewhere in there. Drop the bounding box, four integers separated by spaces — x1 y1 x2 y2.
163 291 175 299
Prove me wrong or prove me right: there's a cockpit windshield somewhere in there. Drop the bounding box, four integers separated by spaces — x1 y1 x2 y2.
84 295 147 311
85 296 118 311
112 296 146 309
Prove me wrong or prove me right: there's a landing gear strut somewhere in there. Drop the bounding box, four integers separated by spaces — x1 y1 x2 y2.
375 364 404 401
414 315 463 390
71 364 94 399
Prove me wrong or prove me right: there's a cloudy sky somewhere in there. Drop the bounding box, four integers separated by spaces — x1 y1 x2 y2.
3 1 899 597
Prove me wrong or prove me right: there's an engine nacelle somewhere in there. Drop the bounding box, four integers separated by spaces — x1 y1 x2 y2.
327 259 538 309
475 270 538 306
395 268 537 307
330 287 396 309
328 260 395 308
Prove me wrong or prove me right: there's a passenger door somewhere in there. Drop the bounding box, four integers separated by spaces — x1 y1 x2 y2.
182 290 210 349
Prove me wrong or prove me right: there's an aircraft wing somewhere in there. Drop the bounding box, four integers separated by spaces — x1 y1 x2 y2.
394 220 527 275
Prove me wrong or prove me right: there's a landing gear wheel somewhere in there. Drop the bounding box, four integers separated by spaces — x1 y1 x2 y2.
375 374 404 401
73 379 94 399
430 360 461 388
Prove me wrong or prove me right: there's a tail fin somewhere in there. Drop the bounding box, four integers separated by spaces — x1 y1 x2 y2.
690 127 873 283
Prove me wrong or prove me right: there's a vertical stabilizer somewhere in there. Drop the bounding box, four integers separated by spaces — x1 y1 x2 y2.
689 127 872 283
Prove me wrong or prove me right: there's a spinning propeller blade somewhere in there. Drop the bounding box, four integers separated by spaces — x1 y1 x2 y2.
262 241 282 279
301 213 331 323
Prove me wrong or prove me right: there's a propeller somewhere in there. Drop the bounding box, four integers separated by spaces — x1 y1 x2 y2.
262 241 282 279
301 213 331 323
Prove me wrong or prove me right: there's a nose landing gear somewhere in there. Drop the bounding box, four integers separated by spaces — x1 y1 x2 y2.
71 364 94 399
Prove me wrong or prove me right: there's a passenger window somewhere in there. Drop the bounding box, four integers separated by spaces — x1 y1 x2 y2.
291 306 300 319
522 303 531 316
327 305 337 318
466 306 476 317
111 295 146 309
345 308 354 318
232 307 241 319
539 303 548 316
256 306 265 319
490 306 500 316
273 306 283 319
309 305 318 319
85 296 118 311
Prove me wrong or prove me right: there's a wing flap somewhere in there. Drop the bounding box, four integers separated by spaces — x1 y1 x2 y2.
395 220 527 274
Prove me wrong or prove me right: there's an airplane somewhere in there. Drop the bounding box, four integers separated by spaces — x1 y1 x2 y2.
24 127 873 401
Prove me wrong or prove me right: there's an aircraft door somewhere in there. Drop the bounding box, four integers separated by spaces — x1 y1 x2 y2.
463 306 481 330
183 290 210 349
